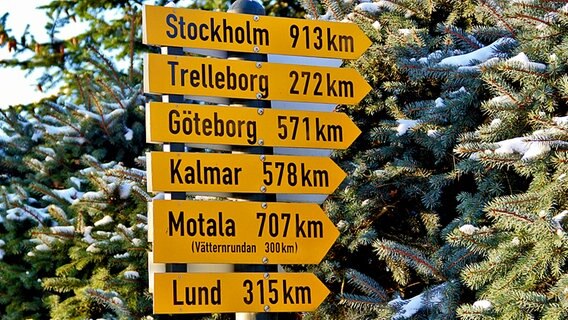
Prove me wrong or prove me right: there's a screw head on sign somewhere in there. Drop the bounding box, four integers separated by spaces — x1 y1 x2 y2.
253 46 260 53
257 108 264 115
254 15 260 21
264 305 270 312
264 272 270 279
256 62 262 68
262 257 268 264
258 139 264 146
260 155 266 161
261 202 268 209
256 93 263 99
260 186 267 193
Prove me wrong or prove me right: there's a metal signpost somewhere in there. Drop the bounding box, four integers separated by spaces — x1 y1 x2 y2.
142 0 371 317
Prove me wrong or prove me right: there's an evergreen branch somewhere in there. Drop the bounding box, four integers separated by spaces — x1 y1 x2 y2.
477 0 516 36
87 91 111 138
96 79 124 109
512 13 552 26
0 109 20 129
447 230 494 254
446 250 477 273
375 240 447 281
300 0 320 19
41 111 85 141
87 45 126 92
29 183 69 207
513 2 568 19
31 230 74 240
128 11 135 83
482 77 523 108
462 261 500 289
321 0 346 20
75 75 91 110
42 277 84 293
338 292 383 310
488 208 535 223
498 64 549 78
382 0 423 18
130 185 151 202
493 194 542 207
345 269 389 301
84 288 131 317
126 247 146 252
478 154 518 167
16 204 49 227
107 167 146 184
442 24 482 50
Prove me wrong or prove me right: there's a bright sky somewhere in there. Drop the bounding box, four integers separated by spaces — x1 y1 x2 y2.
0 0 175 108
0 0 58 107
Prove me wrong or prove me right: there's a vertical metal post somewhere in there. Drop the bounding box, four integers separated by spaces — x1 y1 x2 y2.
227 1 279 320
160 46 192 320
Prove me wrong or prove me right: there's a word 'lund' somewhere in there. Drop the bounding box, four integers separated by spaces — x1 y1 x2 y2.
150 200 339 264
146 151 346 194
143 5 371 59
143 53 371 105
146 102 361 149
153 272 329 314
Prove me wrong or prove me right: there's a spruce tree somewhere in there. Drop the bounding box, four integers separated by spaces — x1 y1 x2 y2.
0 108 49 319
0 51 151 318
296 0 519 318
450 1 568 319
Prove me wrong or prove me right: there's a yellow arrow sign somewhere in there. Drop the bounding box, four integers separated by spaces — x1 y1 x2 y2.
146 102 361 149
147 151 345 194
143 53 371 105
153 272 329 313
150 200 339 264
143 5 371 60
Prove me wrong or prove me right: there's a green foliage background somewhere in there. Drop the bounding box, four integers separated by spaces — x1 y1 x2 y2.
0 0 567 319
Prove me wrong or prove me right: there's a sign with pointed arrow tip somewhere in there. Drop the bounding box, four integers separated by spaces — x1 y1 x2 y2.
143 5 371 60
146 102 361 149
153 272 330 314
146 151 346 194
143 53 371 105
150 200 339 264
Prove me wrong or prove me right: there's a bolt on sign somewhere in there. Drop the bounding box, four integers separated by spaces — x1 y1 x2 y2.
150 200 339 264
143 53 371 105
143 5 372 60
146 102 361 149
153 272 330 314
146 151 346 194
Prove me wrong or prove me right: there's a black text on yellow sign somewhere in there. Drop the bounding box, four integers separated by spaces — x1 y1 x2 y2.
150 200 339 264
146 151 346 194
146 102 361 149
143 53 371 105
153 272 329 314
143 5 371 60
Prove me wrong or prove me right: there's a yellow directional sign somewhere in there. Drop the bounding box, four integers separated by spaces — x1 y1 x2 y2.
143 5 371 60
150 200 339 264
146 102 361 149
153 272 329 313
143 53 371 105
147 151 346 194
